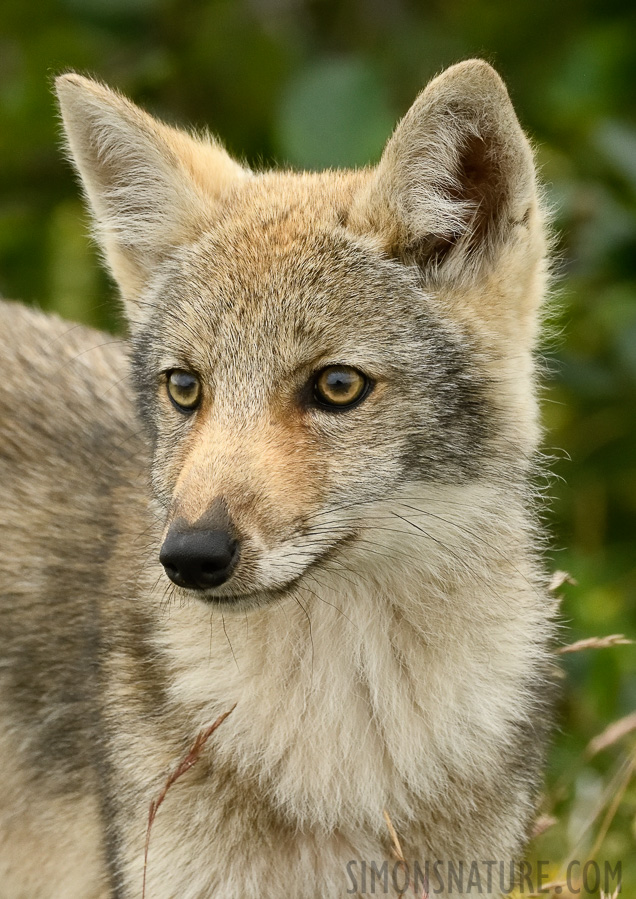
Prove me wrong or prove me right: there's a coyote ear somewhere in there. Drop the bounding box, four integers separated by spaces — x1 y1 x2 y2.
350 60 540 288
56 74 247 320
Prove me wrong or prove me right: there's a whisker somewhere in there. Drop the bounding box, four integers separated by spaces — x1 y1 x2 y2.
221 612 240 672
291 589 314 683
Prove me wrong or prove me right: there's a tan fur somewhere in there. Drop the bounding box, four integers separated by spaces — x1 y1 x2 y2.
0 61 556 898
172 415 321 538
0 728 109 899
57 73 249 304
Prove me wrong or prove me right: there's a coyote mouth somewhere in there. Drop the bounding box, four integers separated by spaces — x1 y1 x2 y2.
179 531 358 609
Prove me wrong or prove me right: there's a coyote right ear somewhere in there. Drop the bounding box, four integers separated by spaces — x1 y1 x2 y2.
56 74 248 324
349 60 539 288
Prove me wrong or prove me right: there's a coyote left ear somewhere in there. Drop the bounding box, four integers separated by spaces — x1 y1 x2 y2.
350 60 541 288
56 74 248 323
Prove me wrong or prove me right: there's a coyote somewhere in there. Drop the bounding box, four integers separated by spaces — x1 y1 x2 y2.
0 61 554 898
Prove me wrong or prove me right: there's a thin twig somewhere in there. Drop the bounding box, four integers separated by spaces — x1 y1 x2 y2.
588 749 636 862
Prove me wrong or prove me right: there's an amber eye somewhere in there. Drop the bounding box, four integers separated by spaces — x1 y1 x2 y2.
313 365 370 409
166 370 201 412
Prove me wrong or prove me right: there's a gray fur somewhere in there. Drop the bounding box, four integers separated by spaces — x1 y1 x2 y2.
0 61 556 898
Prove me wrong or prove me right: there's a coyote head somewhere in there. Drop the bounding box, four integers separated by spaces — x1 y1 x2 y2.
57 61 548 606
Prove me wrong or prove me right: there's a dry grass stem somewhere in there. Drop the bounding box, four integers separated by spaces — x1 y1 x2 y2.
142 704 237 899
557 634 633 655
383 809 406 865
530 814 558 839
549 571 578 592
587 711 636 757
600 888 622 899
382 810 429 897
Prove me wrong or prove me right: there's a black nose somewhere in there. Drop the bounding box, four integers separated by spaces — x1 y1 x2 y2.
160 527 240 590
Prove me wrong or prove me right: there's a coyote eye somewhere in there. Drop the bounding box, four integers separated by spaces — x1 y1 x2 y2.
166 370 201 412
313 365 370 410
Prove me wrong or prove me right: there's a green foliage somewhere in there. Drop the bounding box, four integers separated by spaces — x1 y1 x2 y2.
276 57 394 168
1 0 635 891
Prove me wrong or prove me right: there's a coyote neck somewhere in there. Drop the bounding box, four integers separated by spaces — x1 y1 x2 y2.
153 487 549 835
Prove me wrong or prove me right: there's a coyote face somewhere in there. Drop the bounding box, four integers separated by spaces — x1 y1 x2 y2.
132 209 493 603
56 61 546 608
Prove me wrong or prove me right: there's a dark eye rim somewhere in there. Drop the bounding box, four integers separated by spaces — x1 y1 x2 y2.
165 369 202 414
311 365 373 412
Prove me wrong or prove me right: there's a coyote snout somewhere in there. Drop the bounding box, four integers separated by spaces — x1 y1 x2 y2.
160 412 330 600
160 518 240 591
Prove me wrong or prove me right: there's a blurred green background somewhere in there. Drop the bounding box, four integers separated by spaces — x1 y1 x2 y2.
1 0 635 893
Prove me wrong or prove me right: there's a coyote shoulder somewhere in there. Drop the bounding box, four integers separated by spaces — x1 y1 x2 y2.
0 60 555 898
